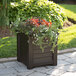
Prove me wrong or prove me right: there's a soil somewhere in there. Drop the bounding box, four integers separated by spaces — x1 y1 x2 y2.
68 18 76 24
63 20 73 28
56 0 76 4
63 1 76 4
0 26 13 38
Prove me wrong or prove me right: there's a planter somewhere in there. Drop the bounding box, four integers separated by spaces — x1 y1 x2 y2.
17 33 57 69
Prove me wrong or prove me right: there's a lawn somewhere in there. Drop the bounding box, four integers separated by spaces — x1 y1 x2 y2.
60 4 76 21
0 25 76 58
60 4 76 13
58 25 76 50
0 37 17 58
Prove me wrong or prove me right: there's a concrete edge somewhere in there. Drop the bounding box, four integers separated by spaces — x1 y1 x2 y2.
0 48 76 63
0 57 17 63
58 48 76 55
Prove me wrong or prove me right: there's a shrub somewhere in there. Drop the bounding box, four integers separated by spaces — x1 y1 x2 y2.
9 0 66 51
9 0 66 28
0 0 9 26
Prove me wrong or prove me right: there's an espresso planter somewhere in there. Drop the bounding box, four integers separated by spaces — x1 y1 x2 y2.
17 33 57 69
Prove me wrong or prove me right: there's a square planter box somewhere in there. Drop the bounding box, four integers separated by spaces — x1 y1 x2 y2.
17 33 57 69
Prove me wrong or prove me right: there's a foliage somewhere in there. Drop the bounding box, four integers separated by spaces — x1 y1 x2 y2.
0 0 21 26
17 19 58 51
9 0 66 52
9 0 66 28
0 0 9 26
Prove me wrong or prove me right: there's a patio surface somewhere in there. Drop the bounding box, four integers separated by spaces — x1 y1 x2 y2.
0 52 76 76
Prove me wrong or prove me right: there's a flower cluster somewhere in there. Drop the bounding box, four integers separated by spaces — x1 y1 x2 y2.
26 18 52 27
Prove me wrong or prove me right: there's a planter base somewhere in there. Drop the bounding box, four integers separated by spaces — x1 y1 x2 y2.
17 33 57 69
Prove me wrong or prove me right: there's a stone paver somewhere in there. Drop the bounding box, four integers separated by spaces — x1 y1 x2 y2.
0 68 17 75
57 55 69 60
28 72 46 76
58 64 76 72
46 68 66 76
63 52 76 58
61 72 76 76
32 67 52 73
57 59 71 66
3 61 19 68
0 52 76 76
0 74 17 76
16 71 34 76
65 57 76 64
0 64 6 69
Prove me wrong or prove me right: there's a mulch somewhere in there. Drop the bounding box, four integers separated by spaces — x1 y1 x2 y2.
0 26 13 38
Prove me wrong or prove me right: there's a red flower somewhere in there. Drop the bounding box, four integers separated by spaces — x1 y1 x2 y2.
42 19 52 27
31 18 39 27
26 18 52 27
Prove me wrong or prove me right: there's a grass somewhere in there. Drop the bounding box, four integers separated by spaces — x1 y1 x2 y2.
0 25 76 58
0 37 17 58
58 25 76 50
60 4 76 21
60 4 76 13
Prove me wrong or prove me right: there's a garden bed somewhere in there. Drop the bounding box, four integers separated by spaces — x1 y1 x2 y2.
0 26 11 38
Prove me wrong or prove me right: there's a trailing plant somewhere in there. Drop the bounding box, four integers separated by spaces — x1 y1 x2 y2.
9 0 66 52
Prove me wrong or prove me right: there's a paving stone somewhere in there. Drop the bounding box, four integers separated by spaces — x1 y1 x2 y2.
61 72 76 76
65 57 76 64
45 65 65 70
46 75 59 76
16 61 27 67
57 59 71 66
0 74 17 76
0 63 6 69
46 68 66 76
33 67 52 73
45 66 58 69
0 52 76 76
46 75 57 76
13 63 29 73
0 68 17 75
58 55 69 60
28 72 46 76
45 63 76 72
3 61 20 68
16 70 34 76
63 52 76 58
58 64 76 72
13 62 34 73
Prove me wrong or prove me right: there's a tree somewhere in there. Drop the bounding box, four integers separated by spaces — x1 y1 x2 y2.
0 0 21 26
0 0 9 26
